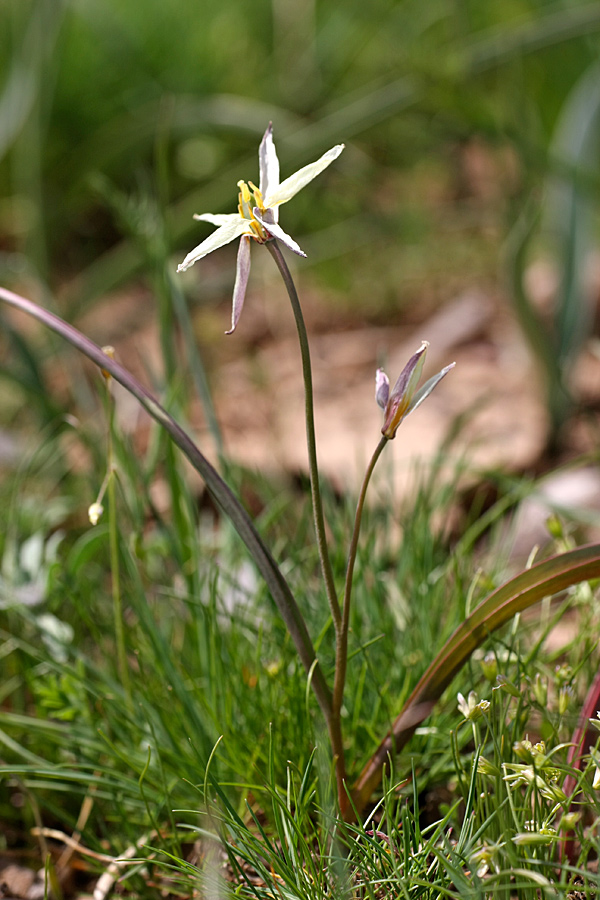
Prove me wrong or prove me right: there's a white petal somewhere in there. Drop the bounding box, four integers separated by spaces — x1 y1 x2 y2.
406 362 455 417
226 235 252 335
194 213 239 226
259 123 280 202
177 218 252 272
263 144 345 208
254 210 306 257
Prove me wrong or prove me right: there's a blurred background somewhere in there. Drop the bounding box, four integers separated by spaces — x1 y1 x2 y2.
2 0 600 483
3 0 600 872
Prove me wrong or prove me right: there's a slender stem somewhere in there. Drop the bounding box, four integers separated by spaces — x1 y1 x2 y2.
106 382 132 708
332 436 388 748
266 240 341 628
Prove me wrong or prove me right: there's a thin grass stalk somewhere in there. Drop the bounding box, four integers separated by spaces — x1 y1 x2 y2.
265 240 340 629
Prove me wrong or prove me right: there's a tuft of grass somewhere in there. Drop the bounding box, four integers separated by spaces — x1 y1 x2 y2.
2 392 600 897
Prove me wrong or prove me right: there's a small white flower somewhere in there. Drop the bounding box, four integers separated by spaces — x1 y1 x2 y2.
177 123 344 334
88 502 104 526
457 690 490 722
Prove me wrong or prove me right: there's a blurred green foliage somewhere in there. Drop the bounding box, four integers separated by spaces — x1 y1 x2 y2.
1 0 600 440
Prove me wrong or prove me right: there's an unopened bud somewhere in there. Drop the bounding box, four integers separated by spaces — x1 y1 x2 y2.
88 502 104 525
558 684 574 716
495 674 521 698
532 673 547 708
560 812 581 831
513 830 556 846
477 756 501 778
480 652 498 683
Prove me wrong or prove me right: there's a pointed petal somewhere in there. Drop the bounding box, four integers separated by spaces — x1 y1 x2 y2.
406 362 456 417
382 341 429 439
263 144 345 208
375 368 389 409
193 213 240 226
259 123 280 202
226 235 252 335
253 209 307 257
177 218 252 272
389 341 428 403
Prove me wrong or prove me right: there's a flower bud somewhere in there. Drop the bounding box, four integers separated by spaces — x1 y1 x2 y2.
513 830 556 846
480 652 498 683
88 502 104 526
513 739 534 762
560 812 581 831
532 673 547 708
495 674 521 698
477 756 501 778
558 684 574 716
376 343 455 440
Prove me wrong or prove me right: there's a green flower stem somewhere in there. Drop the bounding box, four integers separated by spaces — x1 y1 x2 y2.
332 436 387 768
266 240 341 629
105 377 132 708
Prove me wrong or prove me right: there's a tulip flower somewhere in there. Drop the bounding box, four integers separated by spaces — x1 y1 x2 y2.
376 341 455 440
177 123 344 333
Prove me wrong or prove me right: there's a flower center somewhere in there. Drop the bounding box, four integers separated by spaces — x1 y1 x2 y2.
237 180 268 241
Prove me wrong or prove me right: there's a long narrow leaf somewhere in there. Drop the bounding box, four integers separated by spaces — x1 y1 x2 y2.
352 543 600 817
0 286 332 725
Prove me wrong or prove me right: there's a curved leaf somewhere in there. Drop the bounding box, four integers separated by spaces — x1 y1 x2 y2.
0 286 333 725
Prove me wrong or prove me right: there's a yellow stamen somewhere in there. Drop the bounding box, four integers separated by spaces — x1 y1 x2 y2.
237 180 253 219
247 181 265 211
238 180 251 203
236 179 268 241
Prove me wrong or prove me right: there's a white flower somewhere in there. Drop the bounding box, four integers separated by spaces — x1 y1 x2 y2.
177 123 344 333
457 690 490 722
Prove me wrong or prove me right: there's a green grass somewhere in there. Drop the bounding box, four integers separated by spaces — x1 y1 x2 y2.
1 403 600 897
